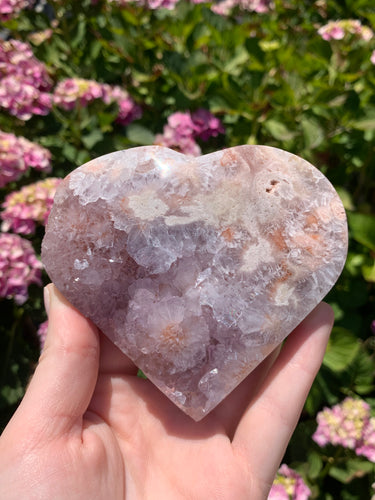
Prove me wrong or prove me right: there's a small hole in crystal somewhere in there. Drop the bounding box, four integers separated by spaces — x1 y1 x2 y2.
266 180 279 193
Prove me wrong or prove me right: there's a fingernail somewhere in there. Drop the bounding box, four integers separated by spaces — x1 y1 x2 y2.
44 286 51 316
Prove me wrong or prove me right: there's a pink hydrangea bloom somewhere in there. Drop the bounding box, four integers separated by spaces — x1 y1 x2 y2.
212 0 273 16
371 51 375 65
154 109 225 156
0 39 51 89
0 75 52 120
53 79 142 124
53 78 106 110
1 178 62 234
313 397 370 449
155 111 201 156
107 0 179 9
37 319 48 348
0 0 30 21
0 131 51 188
0 39 52 119
268 464 311 500
313 397 375 462
0 233 42 304
318 20 373 42
356 418 375 462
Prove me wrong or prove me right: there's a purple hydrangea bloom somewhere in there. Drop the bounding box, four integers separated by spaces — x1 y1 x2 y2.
191 108 226 141
1 178 62 234
0 233 42 304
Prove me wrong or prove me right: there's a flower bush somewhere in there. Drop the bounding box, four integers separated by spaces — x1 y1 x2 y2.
1 0 375 496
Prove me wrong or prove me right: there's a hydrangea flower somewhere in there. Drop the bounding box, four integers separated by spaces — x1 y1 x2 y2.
0 131 52 188
0 233 42 304
154 109 225 156
37 319 48 348
155 111 201 156
356 418 375 462
371 51 375 65
191 108 225 141
0 39 52 119
1 178 62 234
0 76 52 120
0 39 51 89
313 397 375 462
318 20 374 42
53 78 106 110
268 464 311 500
53 78 142 125
0 0 30 21
211 0 273 16
107 0 179 9
105 85 142 126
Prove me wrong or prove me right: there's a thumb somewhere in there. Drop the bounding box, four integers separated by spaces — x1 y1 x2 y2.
15 284 100 440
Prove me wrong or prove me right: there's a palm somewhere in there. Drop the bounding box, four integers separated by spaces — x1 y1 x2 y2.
0 286 333 500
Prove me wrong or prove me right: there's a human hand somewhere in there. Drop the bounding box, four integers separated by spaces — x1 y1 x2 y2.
0 284 333 500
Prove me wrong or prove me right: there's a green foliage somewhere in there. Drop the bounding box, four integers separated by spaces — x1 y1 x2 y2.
1 0 375 497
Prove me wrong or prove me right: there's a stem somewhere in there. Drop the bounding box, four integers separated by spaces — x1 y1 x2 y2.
320 447 345 479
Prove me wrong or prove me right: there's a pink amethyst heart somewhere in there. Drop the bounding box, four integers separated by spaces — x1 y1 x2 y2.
42 145 348 421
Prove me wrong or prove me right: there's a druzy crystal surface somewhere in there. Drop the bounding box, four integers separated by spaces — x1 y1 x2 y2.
42 145 348 420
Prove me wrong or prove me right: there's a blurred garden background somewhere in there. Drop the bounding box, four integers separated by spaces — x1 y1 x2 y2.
1 0 375 497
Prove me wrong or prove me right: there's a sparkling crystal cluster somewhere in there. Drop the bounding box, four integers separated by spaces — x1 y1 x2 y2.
42 145 348 420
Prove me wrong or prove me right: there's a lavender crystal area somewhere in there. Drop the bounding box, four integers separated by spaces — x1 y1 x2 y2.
41 145 348 420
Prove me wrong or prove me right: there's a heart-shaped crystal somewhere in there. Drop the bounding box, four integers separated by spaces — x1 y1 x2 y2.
42 145 348 420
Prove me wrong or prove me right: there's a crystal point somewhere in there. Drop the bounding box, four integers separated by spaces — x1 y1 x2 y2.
42 145 348 420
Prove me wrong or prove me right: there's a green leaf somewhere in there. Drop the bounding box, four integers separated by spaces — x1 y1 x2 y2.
323 327 360 373
363 259 375 282
352 119 375 131
223 46 249 76
335 187 355 211
301 117 324 149
263 119 295 141
0 385 24 407
126 124 155 145
81 129 104 149
353 351 375 395
307 450 323 479
348 212 375 251
329 458 374 484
